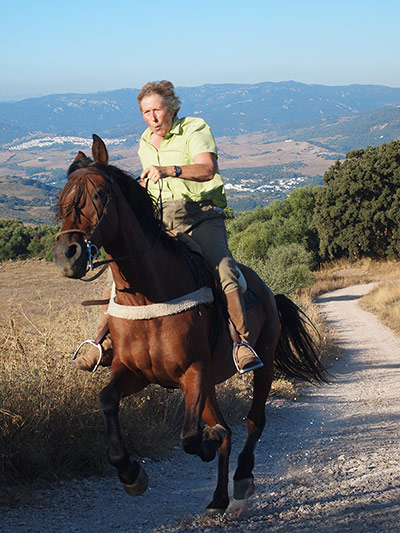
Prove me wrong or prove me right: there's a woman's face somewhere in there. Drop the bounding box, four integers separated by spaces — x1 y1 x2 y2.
140 93 174 137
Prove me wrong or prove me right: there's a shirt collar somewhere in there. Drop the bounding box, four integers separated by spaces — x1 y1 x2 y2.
163 116 183 139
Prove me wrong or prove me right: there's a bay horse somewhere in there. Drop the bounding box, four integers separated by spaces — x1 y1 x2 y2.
52 134 327 514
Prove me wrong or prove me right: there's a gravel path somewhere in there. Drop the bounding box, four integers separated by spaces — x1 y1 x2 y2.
2 282 400 532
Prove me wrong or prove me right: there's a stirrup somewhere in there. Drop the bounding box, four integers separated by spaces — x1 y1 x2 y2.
232 341 264 374
73 339 103 373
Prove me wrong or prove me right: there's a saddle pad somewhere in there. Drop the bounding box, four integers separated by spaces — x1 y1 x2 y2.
107 284 214 320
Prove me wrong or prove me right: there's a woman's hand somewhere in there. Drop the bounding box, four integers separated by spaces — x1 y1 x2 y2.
140 165 169 185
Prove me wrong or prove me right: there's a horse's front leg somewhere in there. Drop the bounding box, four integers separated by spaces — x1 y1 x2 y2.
98 370 148 496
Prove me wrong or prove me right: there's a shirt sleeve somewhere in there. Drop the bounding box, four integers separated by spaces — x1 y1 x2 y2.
186 119 218 159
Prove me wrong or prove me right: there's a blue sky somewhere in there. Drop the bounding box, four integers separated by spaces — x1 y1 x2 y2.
1 0 400 101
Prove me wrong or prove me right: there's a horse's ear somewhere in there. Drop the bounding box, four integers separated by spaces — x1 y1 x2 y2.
74 151 86 162
92 134 109 165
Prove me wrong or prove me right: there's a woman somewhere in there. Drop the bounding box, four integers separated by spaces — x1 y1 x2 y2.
75 81 262 374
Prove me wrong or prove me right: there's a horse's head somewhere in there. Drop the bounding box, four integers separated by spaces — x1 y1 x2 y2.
52 135 117 278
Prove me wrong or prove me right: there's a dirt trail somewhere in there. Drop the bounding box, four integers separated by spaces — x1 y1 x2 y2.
2 282 400 532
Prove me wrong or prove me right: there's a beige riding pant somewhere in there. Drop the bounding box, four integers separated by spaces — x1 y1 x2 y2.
161 200 240 295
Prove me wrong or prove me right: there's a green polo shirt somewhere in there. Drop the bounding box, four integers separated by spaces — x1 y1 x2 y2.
138 116 227 209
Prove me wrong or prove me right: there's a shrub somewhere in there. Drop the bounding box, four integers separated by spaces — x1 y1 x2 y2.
228 185 320 266
0 220 58 261
236 242 314 295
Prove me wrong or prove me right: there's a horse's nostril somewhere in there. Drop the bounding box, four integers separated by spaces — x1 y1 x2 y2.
66 243 80 259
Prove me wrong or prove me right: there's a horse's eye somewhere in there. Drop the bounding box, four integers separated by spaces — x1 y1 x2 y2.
96 189 106 201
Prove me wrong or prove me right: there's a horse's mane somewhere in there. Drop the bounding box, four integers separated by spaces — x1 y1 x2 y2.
56 155 165 239
56 153 212 294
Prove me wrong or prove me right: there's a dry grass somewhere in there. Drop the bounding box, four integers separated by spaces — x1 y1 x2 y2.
3 257 383 487
0 260 188 485
309 257 400 298
359 282 400 335
306 258 400 336
0 260 276 487
288 291 342 383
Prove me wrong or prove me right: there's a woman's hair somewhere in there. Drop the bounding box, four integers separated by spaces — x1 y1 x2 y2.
137 80 181 117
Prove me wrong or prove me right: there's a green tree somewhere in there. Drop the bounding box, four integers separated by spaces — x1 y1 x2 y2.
0 220 31 260
27 225 59 258
0 220 59 261
314 141 400 260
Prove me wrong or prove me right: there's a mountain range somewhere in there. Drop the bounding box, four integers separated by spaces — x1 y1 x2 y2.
1 81 400 221
1 81 400 151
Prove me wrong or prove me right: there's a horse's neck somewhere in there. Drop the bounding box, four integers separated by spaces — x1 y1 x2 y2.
107 223 197 306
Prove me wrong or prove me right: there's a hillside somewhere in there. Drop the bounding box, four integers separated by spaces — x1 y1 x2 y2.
2 82 400 145
0 136 329 219
0 176 58 224
0 81 400 221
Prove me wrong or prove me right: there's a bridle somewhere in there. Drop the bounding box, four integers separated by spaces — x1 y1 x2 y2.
57 166 164 281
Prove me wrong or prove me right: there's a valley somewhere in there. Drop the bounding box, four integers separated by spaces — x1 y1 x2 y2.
0 134 336 219
1 80 399 220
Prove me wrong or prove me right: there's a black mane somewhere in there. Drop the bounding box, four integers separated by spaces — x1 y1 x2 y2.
57 156 164 240
95 162 163 238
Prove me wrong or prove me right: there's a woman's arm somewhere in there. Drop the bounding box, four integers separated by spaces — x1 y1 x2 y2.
140 152 218 184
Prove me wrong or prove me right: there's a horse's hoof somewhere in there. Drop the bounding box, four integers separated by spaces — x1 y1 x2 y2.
205 495 229 515
233 477 255 500
123 464 149 496
205 506 226 516
203 423 227 444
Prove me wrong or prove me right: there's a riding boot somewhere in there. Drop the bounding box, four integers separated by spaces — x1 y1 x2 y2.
74 287 114 371
225 288 263 374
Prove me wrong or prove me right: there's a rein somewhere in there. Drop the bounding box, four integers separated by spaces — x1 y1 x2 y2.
57 168 164 281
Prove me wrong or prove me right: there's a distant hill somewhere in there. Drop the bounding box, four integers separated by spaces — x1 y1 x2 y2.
1 81 400 147
1 81 400 222
265 104 400 153
0 175 59 224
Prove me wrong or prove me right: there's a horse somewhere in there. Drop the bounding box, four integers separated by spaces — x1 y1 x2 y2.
52 134 327 514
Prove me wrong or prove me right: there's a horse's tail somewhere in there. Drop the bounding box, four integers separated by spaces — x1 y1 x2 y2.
274 294 328 384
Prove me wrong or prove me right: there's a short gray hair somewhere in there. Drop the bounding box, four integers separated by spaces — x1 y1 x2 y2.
137 80 181 117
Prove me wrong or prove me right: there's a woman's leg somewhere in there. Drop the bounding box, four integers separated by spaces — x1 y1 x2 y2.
189 218 263 373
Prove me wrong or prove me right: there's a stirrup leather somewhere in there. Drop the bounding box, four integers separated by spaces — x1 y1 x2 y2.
73 340 103 373
232 341 264 374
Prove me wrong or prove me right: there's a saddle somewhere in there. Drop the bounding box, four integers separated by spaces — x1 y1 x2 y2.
175 231 262 308
81 232 262 347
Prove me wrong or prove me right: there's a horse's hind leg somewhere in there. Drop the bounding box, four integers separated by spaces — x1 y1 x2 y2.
201 388 232 515
98 372 148 496
180 363 224 462
233 356 274 500
180 364 231 513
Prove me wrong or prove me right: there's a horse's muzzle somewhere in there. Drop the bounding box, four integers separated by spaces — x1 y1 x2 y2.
52 238 88 278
